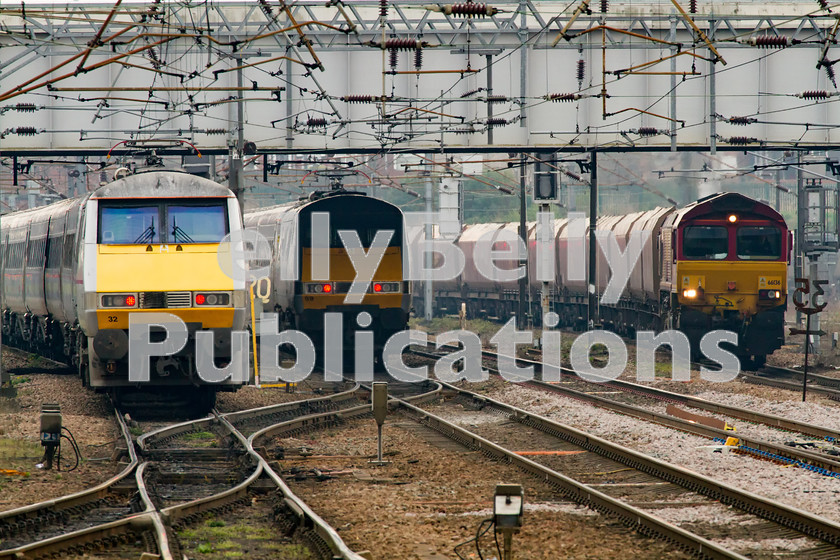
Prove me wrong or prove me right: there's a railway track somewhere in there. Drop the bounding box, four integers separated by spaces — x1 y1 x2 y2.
411 346 840 473
742 365 840 401
0 384 396 560
390 380 840 559
0 410 169 559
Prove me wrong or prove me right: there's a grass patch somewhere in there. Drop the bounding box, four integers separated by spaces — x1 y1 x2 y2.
185 431 216 440
653 360 673 378
196 543 213 554
26 355 44 366
10 377 30 386
410 317 501 343
184 431 218 448
0 438 41 462
178 528 198 540
183 521 273 542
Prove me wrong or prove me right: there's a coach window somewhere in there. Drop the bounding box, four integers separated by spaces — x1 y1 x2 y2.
683 226 728 259
99 205 159 244
737 226 781 260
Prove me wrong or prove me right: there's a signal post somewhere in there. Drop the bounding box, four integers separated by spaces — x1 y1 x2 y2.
533 156 560 332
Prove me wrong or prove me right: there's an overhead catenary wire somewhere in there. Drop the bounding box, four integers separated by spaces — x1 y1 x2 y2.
3 3 840 155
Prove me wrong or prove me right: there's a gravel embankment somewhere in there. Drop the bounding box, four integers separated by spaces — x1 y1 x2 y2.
472 380 840 523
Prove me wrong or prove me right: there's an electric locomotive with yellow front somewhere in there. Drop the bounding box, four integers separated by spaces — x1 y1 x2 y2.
1 169 248 414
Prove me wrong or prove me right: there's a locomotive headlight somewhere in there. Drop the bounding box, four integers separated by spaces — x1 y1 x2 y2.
759 289 783 301
683 289 698 299
728 214 738 223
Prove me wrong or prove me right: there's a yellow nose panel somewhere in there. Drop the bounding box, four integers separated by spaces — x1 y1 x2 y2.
96 244 233 292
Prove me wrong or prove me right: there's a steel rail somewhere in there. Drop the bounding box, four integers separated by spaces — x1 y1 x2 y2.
391 392 749 560
240 381 444 560
493 349 840 439
0 410 170 560
412 347 840 475
761 364 840 391
525 376 840 473
135 382 400 560
426 351 840 473
0 409 136 528
430 342 840 439
741 370 840 401
136 383 361 449
0 386 364 559
398 381 840 551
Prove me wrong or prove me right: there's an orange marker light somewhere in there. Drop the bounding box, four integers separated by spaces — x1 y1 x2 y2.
125 295 136 306
323 284 332 293
374 283 383 292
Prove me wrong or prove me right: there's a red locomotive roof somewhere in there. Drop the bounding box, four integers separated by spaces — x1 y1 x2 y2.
673 192 787 227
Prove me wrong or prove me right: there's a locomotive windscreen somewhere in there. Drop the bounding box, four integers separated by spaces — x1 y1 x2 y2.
736 226 782 260
299 196 402 249
98 200 229 244
683 226 728 260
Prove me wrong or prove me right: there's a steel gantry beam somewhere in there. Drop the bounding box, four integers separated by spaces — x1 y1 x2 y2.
2 1 840 152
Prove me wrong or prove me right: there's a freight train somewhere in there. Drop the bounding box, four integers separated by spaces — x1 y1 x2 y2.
415 192 790 366
244 188 410 364
1 169 248 414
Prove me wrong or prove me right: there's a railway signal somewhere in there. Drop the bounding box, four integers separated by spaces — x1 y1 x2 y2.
532 158 560 203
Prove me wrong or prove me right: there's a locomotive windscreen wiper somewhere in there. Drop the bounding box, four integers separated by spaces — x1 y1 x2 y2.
171 218 195 243
133 218 156 244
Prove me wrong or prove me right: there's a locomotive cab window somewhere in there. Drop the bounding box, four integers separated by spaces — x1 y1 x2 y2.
99 200 228 244
167 204 228 243
737 226 781 260
683 226 728 260
99 205 159 244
